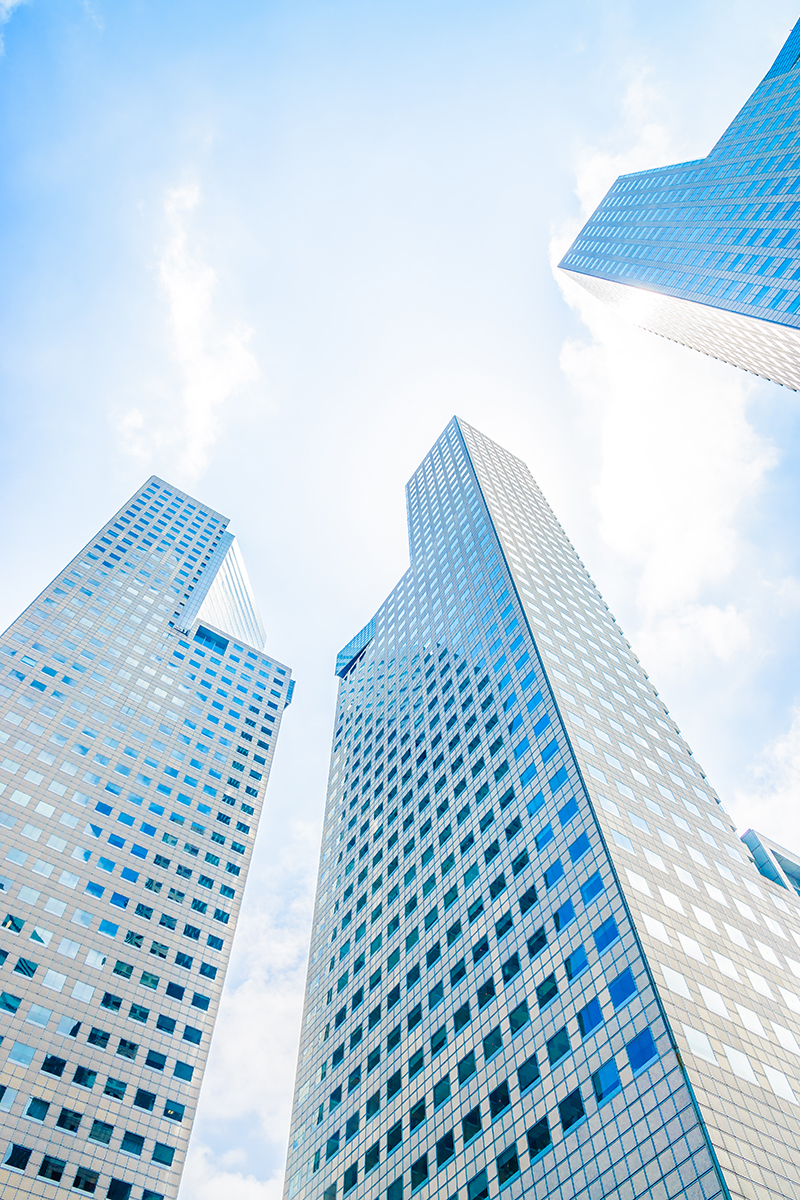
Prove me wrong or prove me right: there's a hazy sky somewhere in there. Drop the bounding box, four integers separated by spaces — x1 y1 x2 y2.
3 1 800 1197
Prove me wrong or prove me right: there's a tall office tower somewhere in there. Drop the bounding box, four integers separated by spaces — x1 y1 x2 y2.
559 18 800 390
0 477 292 1200
284 417 800 1200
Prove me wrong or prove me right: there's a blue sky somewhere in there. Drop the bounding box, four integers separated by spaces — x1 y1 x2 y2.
3 1 800 1196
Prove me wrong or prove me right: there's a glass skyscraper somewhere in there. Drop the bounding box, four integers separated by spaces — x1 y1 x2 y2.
559 18 800 391
0 476 292 1200
284 417 800 1200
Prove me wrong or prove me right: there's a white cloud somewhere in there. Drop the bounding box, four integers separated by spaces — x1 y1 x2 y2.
733 707 800 852
120 182 260 482
178 817 319 1200
180 1143 283 1200
0 0 26 52
551 71 777 679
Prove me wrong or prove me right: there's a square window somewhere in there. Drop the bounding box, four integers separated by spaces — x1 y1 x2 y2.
489 1080 511 1119
577 997 603 1038
558 1086 585 1131
626 1027 658 1074
547 1027 570 1066
462 1104 482 1144
526 1115 551 1160
592 1058 622 1104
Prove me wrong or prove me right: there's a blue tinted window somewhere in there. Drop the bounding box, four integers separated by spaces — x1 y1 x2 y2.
543 859 564 889
554 899 575 931
568 833 590 863
592 1058 621 1104
626 1028 658 1074
593 917 619 954
580 871 604 905
558 797 579 826
564 945 588 981
577 997 603 1038
608 968 637 1009
535 824 553 852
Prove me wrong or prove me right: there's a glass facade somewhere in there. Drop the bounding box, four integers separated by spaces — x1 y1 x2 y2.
559 18 800 391
284 417 800 1200
0 475 292 1200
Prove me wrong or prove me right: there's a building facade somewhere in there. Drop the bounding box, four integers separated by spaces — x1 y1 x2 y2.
0 476 292 1200
284 417 800 1200
559 19 800 390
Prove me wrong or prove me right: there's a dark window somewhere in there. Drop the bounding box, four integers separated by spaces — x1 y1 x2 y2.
467 1169 489 1200
527 926 547 958
489 1080 511 1119
578 997 603 1038
462 1104 482 1144
501 951 521 983
107 1182 132 1200
489 872 507 899
536 973 558 1009
430 1026 447 1056
89 1120 113 1145
483 1026 502 1060
87 1027 110 1048
26 1098 49 1121
38 1154 66 1181
57 1107 82 1132
509 999 529 1034
387 1119 402 1153
526 1115 552 1159
496 1143 519 1185
364 1141 380 1174
411 1153 428 1193
458 1050 476 1084
117 1038 138 1060
436 1129 455 1167
519 883 537 914
454 1002 471 1034
477 977 495 1008
104 1078 126 1100
547 1027 570 1066
121 1131 144 1155
472 935 489 964
409 1049 424 1077
41 1055 66 1077
387 1070 402 1100
559 1087 585 1131
345 1113 360 1141
4 1143 32 1170
133 1088 156 1112
410 1097 426 1131
433 1075 450 1108
495 911 513 940
73 1066 97 1089
73 1165 100 1193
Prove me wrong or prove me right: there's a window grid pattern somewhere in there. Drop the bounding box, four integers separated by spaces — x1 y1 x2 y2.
559 18 800 391
282 418 800 1200
0 473 291 1200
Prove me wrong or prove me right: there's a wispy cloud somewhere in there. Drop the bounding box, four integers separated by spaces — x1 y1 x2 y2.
0 0 26 52
120 182 260 482
178 817 319 1200
551 70 777 681
733 706 800 851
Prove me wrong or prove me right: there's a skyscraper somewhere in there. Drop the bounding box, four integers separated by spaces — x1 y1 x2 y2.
0 477 292 1200
559 19 800 391
284 417 800 1200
